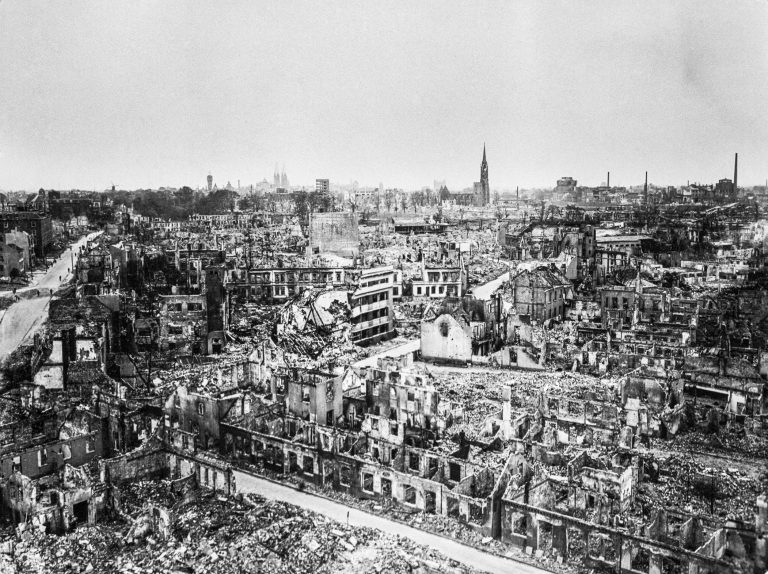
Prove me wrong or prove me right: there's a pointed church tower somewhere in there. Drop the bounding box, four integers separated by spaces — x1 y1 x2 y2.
480 144 489 205
280 165 289 188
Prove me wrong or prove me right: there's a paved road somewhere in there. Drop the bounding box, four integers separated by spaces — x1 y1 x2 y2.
0 232 101 361
234 471 549 574
472 271 509 300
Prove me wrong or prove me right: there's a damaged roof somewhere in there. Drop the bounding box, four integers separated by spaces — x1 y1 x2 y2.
49 296 115 329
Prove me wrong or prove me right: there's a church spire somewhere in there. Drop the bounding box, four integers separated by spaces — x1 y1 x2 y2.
480 144 489 205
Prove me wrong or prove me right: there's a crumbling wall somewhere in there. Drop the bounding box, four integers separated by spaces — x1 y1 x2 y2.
501 495 732 572
308 212 359 256
420 313 472 364
164 386 222 450
0 430 102 480
168 452 235 495
100 447 168 485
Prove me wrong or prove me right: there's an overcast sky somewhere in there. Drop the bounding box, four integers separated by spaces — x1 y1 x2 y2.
1 1 766 191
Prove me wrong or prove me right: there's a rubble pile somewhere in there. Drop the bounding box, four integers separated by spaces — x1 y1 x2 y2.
230 303 279 340
314 488 510 571
648 454 764 521
4 483 483 574
468 256 507 285
409 512 507 553
431 367 607 430
659 429 768 460
282 339 365 373
120 480 177 514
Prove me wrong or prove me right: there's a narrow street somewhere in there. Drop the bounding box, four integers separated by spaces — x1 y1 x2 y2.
234 470 550 574
0 232 101 361
471 271 509 301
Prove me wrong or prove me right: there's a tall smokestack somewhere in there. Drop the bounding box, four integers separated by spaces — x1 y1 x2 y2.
644 171 648 206
733 153 738 195
607 172 610 188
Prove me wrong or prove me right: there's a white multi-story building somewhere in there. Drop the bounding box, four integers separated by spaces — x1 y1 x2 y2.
349 266 396 345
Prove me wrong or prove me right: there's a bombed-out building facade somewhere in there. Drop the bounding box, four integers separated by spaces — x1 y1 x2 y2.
2 147 768 573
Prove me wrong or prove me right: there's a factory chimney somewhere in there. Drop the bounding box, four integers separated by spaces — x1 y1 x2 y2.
733 153 738 195
644 171 648 206
607 172 610 188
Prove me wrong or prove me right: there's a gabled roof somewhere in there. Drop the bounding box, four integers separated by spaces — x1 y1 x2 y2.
422 296 487 326
511 265 570 289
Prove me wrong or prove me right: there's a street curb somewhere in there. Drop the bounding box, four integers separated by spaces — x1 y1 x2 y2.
233 466 558 574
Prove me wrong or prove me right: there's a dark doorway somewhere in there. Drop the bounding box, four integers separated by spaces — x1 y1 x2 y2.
73 501 89 526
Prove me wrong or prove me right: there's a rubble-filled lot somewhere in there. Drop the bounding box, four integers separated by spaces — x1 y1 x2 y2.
419 365 604 432
645 452 765 522
2 481 485 574
646 430 768 522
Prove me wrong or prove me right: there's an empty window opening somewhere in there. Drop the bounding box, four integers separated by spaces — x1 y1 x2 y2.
447 497 460 518
425 490 436 513
362 473 374 493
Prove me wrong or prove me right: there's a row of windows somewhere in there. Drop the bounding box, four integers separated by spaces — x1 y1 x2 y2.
353 323 391 341
426 272 460 282
414 284 458 296
369 417 400 436
353 306 389 324
599 242 638 250
606 296 631 310
546 289 564 303
603 296 663 311
355 291 389 306
34 438 94 468
167 324 203 336
171 395 206 415
524 302 563 320
165 302 204 312
271 271 343 283
246 272 341 285
545 303 563 320
361 277 389 288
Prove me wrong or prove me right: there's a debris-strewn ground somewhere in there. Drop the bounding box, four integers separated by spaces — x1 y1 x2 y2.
1 482 485 574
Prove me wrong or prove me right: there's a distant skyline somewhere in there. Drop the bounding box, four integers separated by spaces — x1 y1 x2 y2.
1 1 767 191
